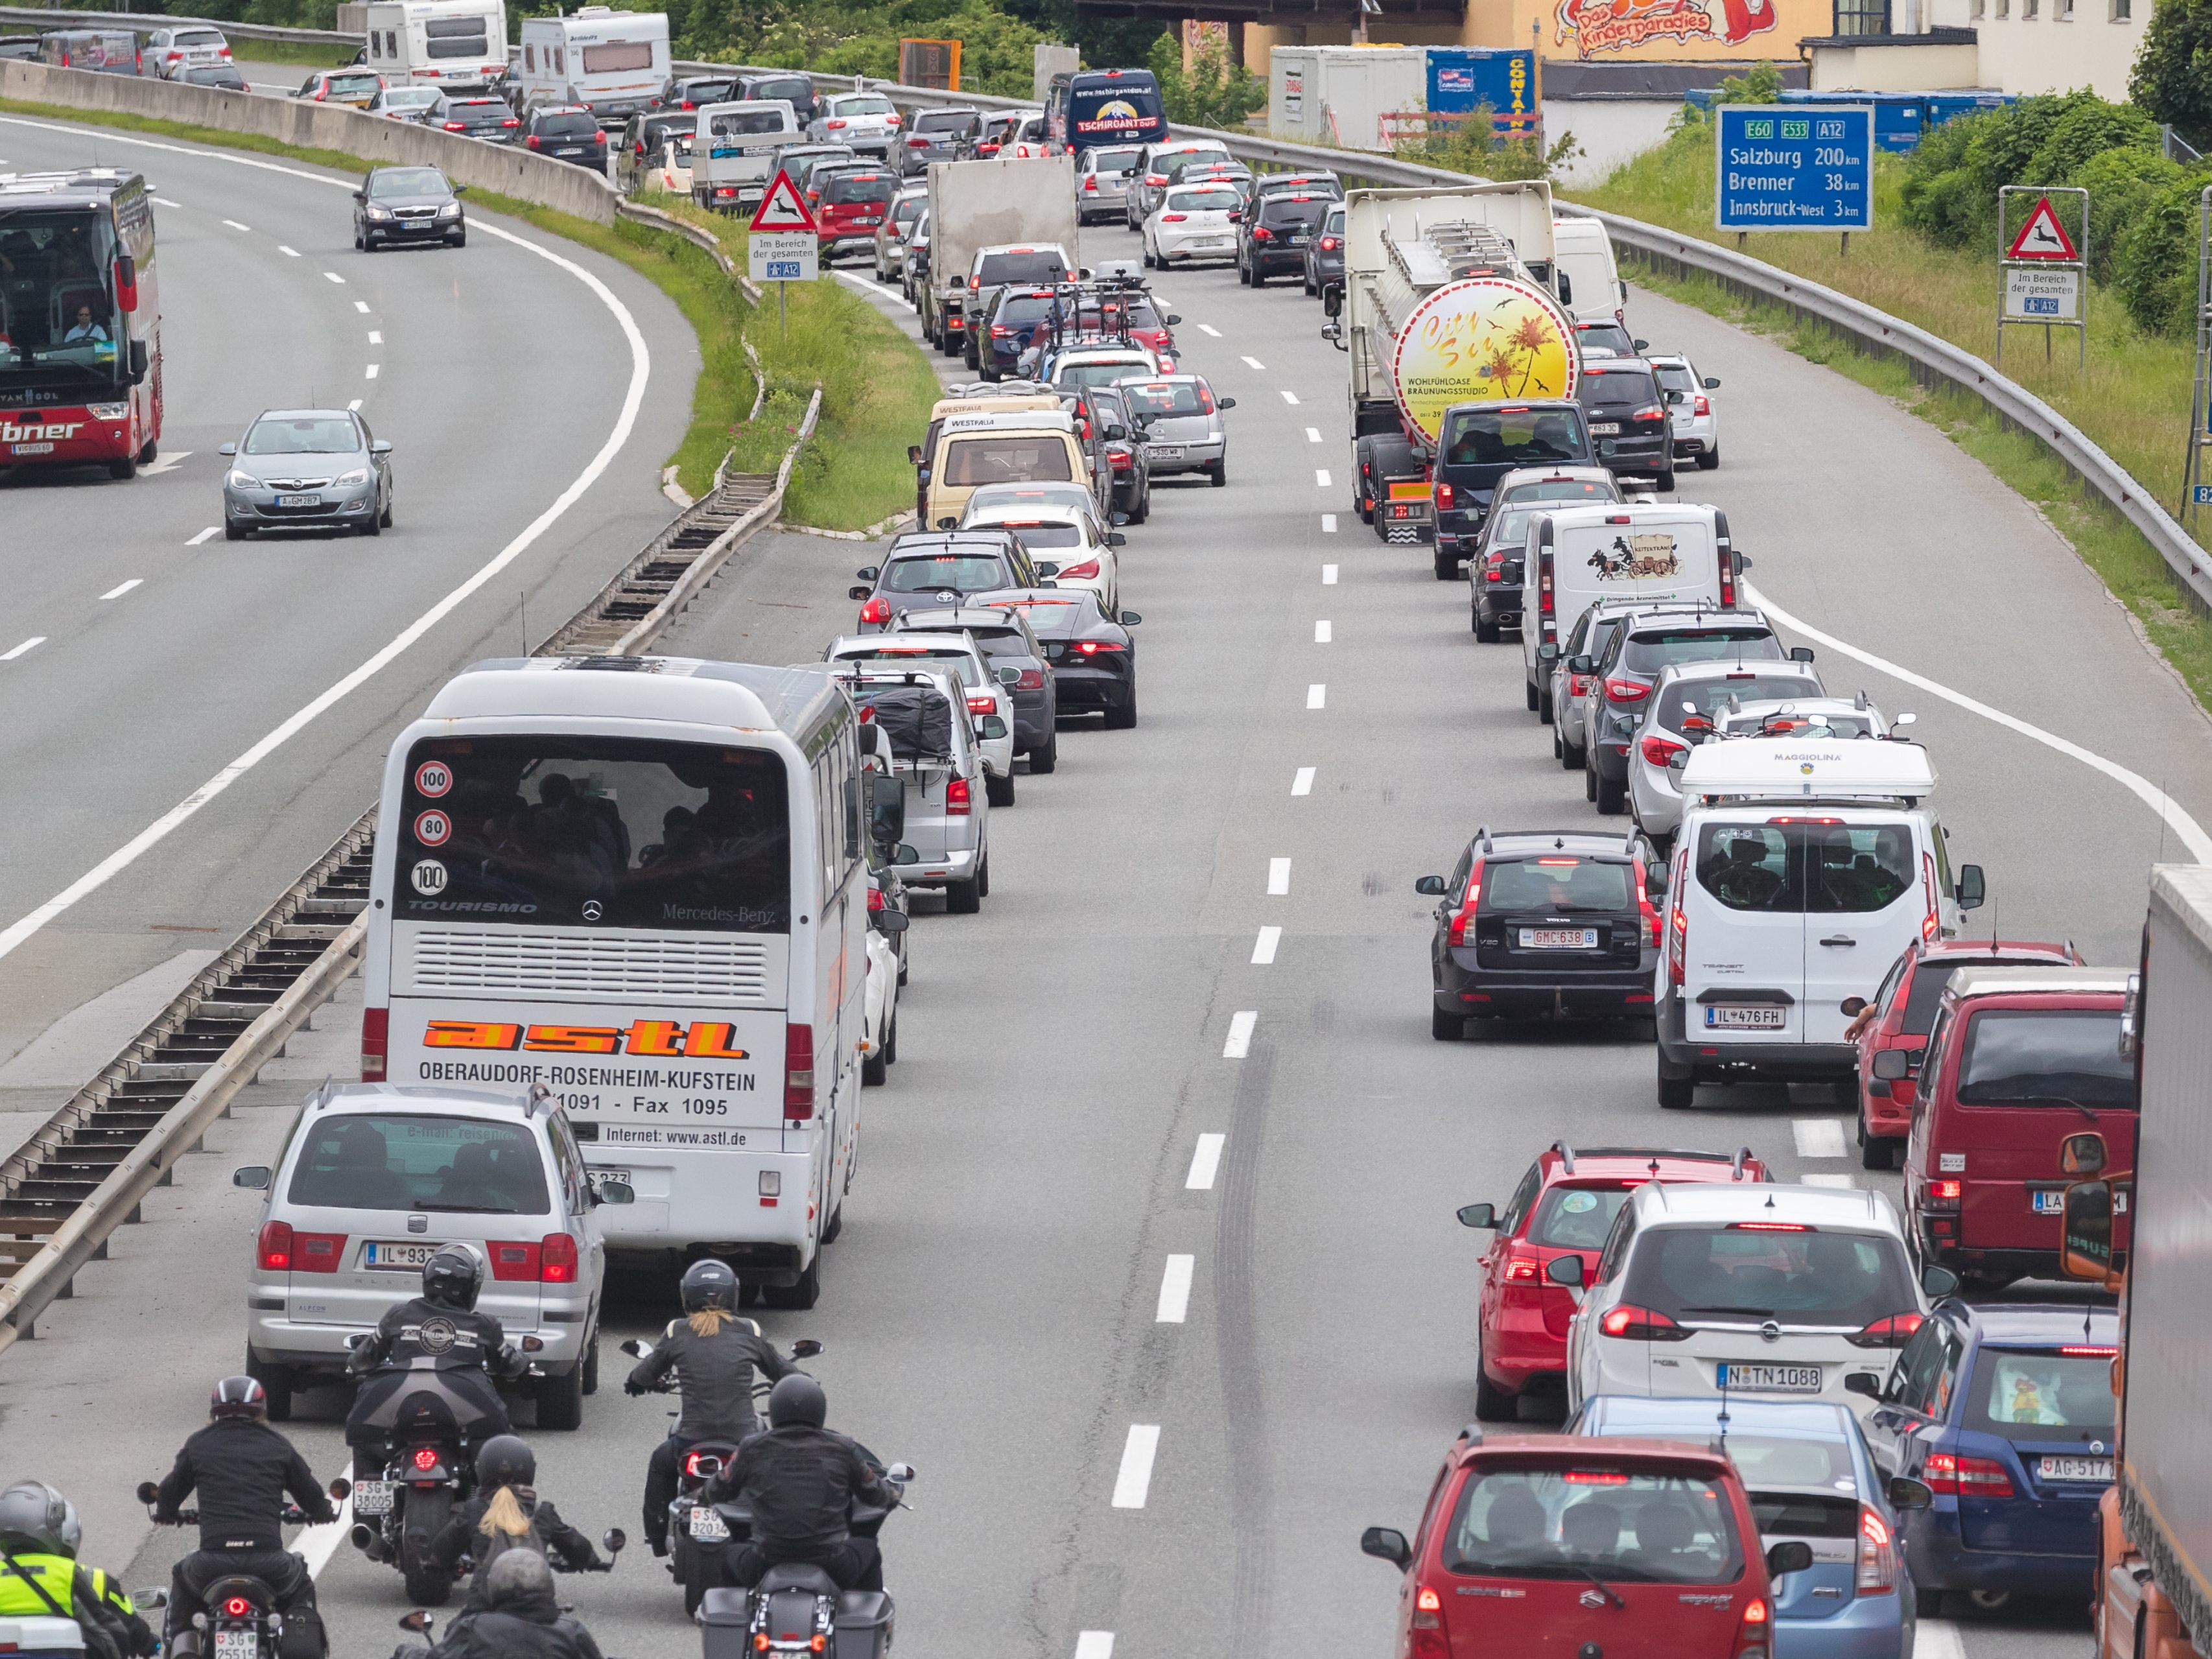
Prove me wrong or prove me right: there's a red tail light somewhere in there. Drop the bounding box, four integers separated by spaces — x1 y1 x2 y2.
1160 213 1186 224
1083 175 1098 190
1483 561 1503 584
1015 667 1044 690
1145 172 1166 185
1667 900 1688 985
1538 552 1555 624
1694 394 1711 416
167 50 183 60
361 1006 389 1081
1321 235 1340 251
219 45 231 55
1640 734 1688 769
1857 1505 1899 1593
293 1231 345 1273
1631 404 1666 423
784 1023 815 1120
1071 639 1124 655
1599 1304 1689 1341
257 1221 294 1271
592 129 606 145
1925 1452 2014 1497
540 1232 579 1283
887 113 900 126
1848 1312 1924 1348
488 1240 543 1280
946 776 972 816
682 1449 722 1479
1735 1596 1772 1659
1251 226 1273 241
1057 559 1100 581
1503 1253 1540 1282
1604 677 1650 704
991 325 1011 337
866 884 886 913
222 1597 253 1619
1109 452 1131 471
1634 860 1660 948
1447 860 1483 948
860 596 891 625
441 121 464 130
1922 1176 1961 1210
908 136 929 148
1410 1583 1448 1658
966 695 994 713
1720 550 1737 609
1921 851 1941 942
825 118 847 128
413 1447 440 1472
1434 480 1454 510
501 117 519 128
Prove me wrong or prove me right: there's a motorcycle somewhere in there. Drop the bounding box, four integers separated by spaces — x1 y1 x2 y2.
617 1334 821 1617
135 1477 350 1659
393 1603 628 1659
695 1462 913 1659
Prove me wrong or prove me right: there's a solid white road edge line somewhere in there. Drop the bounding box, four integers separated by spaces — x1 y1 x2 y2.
1267 857 1291 895
1 637 46 661
1252 926 1281 965
1223 1011 1257 1059
1074 1633 1115 1658
830 266 914 314
0 115 653 968
1793 1118 1849 1159
153 196 182 207
1746 581 2212 861
1111 1426 1160 1509
99 580 143 600
1185 1133 1225 1190
1156 1256 1194 1323
1292 766 1315 796
186 527 218 546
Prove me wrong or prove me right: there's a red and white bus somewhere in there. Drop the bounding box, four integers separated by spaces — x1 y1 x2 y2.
0 168 163 480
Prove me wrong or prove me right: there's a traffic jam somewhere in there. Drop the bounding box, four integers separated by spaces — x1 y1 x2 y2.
0 35 2175 1659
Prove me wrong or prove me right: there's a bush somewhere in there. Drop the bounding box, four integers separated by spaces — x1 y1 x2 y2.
1145 30 1264 129
2132 0 2212 145
1394 104 1584 182
2075 145 2185 280
1901 91 2145 252
2023 98 2159 186
2116 166 2212 333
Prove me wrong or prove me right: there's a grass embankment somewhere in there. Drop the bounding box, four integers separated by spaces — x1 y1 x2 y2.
1572 132 2212 712
229 39 359 69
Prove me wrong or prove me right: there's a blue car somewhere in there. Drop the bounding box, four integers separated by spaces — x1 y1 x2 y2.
1571 1394 1925 1659
1862 1300 2117 1615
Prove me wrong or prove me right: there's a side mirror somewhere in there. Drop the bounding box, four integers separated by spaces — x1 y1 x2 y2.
907 445 923 465
1536 642 1560 664
1888 1476 1933 1511
398 1612 434 1635
132 1588 169 1610
1765 1540 1815 1578
2060 1179 2118 1282
1645 863 1669 896
232 1166 272 1189
1921 1261 1962 1298
329 1477 353 1501
353 188 366 201
1413 875 1449 897
1323 285 1343 318
849 585 873 602
1839 996 1868 1017
792 1338 824 1358
595 1179 635 1205
1107 532 1127 547
873 908 910 934
602 1529 626 1555
885 1461 916 1483
1359 1526 1413 1571
1703 376 1721 389
1568 655 1594 675
618 1337 646 1358
855 566 880 582
453 183 467 196
1871 1049 1911 1081
893 843 921 867
995 664 1022 686
1166 313 1182 325
1218 396 1237 410
129 338 148 383
371 440 393 456
135 1480 160 1505
979 716 1007 740
2060 1131 2108 1177
1321 320 1343 346
1665 390 1686 405
1033 561 1061 579
1789 646 1816 663
1112 511 1132 526
1104 425 1127 441
219 442 237 456
1632 338 1649 352
937 517 958 530
1119 611 1142 627
1955 864 1986 911
1501 559 1524 584
1545 1254 1588 1289
1456 1202 1496 1229
869 773 906 844
1842 1371 1883 1399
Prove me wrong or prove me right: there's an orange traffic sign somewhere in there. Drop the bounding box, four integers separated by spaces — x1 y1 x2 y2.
2006 196 2078 263
749 170 816 234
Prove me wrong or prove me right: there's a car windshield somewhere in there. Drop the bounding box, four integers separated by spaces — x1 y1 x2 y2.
976 250 1067 286
1964 1349 2118 1440
244 416 359 455
915 110 976 134
837 95 894 115
383 88 440 107
1164 188 1236 213
713 110 786 136
883 554 1011 592
1723 1435 1855 1503
175 28 226 43
824 175 896 205
1619 631 1780 673
1504 477 1615 504
450 100 506 120
1092 145 1142 171
747 77 809 104
1695 822 1916 915
683 79 738 102
1444 1466 1745 1584
1444 409 1588 467
991 521 1083 549
836 648 980 687
329 73 381 93
1656 675 1823 736
1958 1009 2133 1107
537 112 598 137
1579 323 1635 355
369 168 449 197
940 436 1074 484
1121 380 1209 416
992 594 1101 639
1481 856 1633 915
967 484 1092 517
287 1114 550 1216
1162 149 1227 177
1260 196 1328 226
1529 1185 1632 1250
187 67 243 84
1484 509 1535 551
1581 368 1662 411
1625 1224 1919 1324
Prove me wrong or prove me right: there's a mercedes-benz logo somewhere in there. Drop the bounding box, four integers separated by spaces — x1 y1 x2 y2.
582 899 604 923
1760 1320 1782 1343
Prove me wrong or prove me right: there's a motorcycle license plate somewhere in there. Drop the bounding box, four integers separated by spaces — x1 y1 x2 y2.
275 493 322 508
1706 1005 1785 1030
688 1506 729 1540
2038 1456 2113 1483
351 1479 395 1516
213 1629 259 1659
1520 926 1598 949
1590 422 1622 436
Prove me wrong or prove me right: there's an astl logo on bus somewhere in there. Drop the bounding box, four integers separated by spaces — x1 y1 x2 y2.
424 1017 752 1057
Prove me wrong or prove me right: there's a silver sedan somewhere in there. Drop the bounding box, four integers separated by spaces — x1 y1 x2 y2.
1116 374 1235 486
220 408 392 540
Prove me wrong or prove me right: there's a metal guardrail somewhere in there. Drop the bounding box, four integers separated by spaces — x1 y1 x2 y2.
617 197 763 305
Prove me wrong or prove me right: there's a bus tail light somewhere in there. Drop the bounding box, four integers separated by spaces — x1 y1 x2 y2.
784 1024 816 1120
361 1006 389 1081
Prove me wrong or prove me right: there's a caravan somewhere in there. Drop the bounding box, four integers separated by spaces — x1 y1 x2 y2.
362 0 506 93
517 6 669 127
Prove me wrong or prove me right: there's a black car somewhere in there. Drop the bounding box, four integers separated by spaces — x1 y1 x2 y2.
353 165 465 251
1424 400 1594 578
1468 471 1620 641
1415 828 1664 1038
1238 191 1318 289
429 93 519 143
524 105 608 172
185 63 248 90
1085 384 1151 524
977 589 1140 729
1575 357 1675 491
889 604 1059 771
739 70 817 125
660 73 740 110
898 107 982 177
850 532 1042 633
1302 201 1345 299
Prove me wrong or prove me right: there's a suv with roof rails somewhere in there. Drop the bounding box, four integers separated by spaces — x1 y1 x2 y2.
827 666 991 912
1463 465 1621 607
1625 660 1833 851
1577 356 1675 491
1238 187 1333 287
1415 827 1669 1040
849 531 1040 633
887 604 1059 773
1455 1140 1769 1418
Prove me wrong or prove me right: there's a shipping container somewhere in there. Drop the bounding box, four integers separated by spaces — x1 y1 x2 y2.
1268 45 1427 151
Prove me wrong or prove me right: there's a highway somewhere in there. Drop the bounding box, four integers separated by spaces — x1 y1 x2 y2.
4 137 2203 1659
0 115 698 1159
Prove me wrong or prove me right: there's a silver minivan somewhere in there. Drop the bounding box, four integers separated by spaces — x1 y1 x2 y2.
832 666 992 912
234 1082 626 1428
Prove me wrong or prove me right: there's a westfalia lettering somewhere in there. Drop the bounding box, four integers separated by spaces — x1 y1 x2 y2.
3 421 88 442
421 1018 752 1058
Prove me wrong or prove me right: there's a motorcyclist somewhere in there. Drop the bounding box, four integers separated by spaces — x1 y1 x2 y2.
414 1550 602 1659
428 1437 607 1606
345 1245 521 1457
705 1375 894 1594
0 1480 153 1659
626 1258 798 1557
155 1377 337 1659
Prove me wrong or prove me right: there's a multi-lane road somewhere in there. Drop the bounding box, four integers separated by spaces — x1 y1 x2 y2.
5 113 2207 1659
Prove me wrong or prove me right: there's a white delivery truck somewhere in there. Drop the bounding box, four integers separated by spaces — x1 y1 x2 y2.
692 100 799 213
516 6 669 127
919 153 1079 358
362 0 506 93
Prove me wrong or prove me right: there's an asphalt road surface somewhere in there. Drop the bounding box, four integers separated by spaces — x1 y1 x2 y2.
5 183 2196 1659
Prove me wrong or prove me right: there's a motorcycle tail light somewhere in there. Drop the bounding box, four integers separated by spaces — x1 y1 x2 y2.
413 1447 439 1472
224 1597 253 1618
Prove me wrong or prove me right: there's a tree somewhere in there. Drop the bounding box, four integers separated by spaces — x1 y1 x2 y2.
2132 0 2212 144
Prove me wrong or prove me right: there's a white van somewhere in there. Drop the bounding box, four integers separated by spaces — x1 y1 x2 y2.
1520 502 1739 711
693 99 799 212
1654 739 1986 1109
517 6 669 126
362 0 506 93
1552 216 1625 325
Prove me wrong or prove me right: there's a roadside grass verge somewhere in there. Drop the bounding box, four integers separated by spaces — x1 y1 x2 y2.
227 40 360 69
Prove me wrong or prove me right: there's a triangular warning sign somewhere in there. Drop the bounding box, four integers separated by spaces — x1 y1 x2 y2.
2006 196 2078 262
749 170 816 234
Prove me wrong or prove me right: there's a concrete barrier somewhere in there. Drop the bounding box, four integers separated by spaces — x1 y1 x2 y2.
1 58 620 224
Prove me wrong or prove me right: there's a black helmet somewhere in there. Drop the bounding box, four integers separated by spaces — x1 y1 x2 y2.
680 1258 738 1315
211 1376 268 1422
766 1373 826 1431
421 1245 483 1312
0 1481 76 1558
475 1435 535 1490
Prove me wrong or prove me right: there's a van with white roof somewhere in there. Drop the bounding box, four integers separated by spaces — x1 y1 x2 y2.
1654 737 1986 1109
922 408 1089 531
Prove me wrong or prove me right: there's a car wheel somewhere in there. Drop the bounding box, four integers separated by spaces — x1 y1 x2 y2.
978 854 990 899
535 1362 584 1431
1028 731 1057 773
1206 460 1226 487
224 522 249 541
1561 733 1586 770
863 1038 887 1087
1129 484 1149 524
448 230 465 248
1656 469 1677 492
1250 265 1267 288
762 1250 821 1310
1433 548 1457 582
1476 615 1500 644
1431 1005 1464 1042
353 226 364 251
360 509 382 537
1474 1356 1517 1422
1553 726 1564 762
1104 688 1136 729
1595 771 1625 815
580 1326 600 1395
1584 760 1597 802
246 1350 294 1422
986 770 1015 806
945 871 982 913
1698 447 1720 470
884 1014 897 1066
1304 272 1316 296
1525 677 1540 712
1859 1120 1895 1171
1657 1070 1697 1109
379 493 393 528
1538 687 1554 724
1237 257 1250 286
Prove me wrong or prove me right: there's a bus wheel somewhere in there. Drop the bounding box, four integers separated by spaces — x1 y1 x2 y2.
137 438 158 465
108 454 135 481
763 1251 820 1310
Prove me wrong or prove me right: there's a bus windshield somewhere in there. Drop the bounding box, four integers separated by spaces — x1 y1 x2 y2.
394 735 794 933
0 208 123 391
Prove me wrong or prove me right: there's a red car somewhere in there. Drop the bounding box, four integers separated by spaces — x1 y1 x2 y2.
1901 963 2136 1287
814 171 899 258
1362 1430 1808 1659
1457 1142 1767 1419
1845 937 2080 1170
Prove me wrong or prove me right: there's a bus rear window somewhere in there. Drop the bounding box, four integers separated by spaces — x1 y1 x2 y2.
393 736 792 932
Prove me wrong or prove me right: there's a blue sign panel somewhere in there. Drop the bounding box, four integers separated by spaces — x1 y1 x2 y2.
1713 104 1873 233
1425 48 1536 136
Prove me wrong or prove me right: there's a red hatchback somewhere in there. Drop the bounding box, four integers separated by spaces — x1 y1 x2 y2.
1458 1142 1767 1419
1363 1431 1806 1659
815 171 899 256
1903 965 2136 1288
1846 937 2081 1170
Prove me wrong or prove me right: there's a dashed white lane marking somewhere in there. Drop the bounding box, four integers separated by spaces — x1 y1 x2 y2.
1156 1256 1194 1323
368 329 383 344
1241 354 1265 370
1197 323 1221 337
1291 766 1315 796
1803 1173 1857 1189
1315 620 1332 643
1322 563 1337 584
1307 683 1326 709
1076 1634 1115 1659
1306 426 1322 442
1252 926 1282 965
1223 1011 1258 1059
353 300 370 314
1793 1118 1849 1159
364 364 379 379
1186 1133 1226 1189
347 398 362 412
1915 1619 1966 1659
186 527 218 546
1315 467 1332 487
1267 858 1291 895
1 637 46 661
1747 581 2212 861
323 270 346 284
222 218 250 231
277 244 299 257
1111 1426 1160 1508
99 580 143 600
1279 388 1300 405
1321 513 1337 533
153 196 182 207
